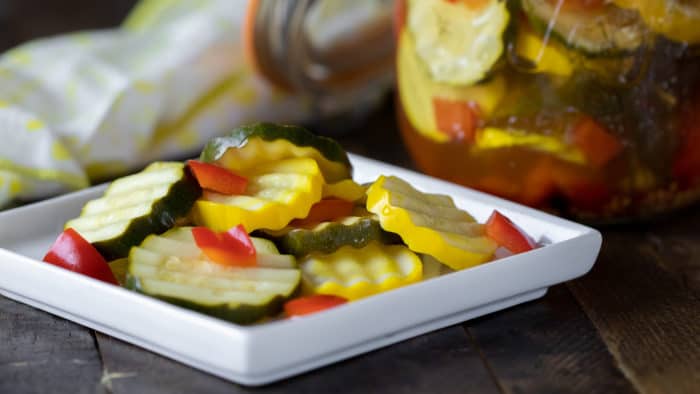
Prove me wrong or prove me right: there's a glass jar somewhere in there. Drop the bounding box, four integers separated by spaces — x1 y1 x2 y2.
244 0 395 134
396 0 700 222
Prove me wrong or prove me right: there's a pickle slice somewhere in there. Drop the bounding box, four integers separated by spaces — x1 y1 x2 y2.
366 175 497 270
300 242 422 301
407 0 510 85
397 28 507 143
522 0 646 55
267 215 400 257
200 123 352 183
127 227 300 324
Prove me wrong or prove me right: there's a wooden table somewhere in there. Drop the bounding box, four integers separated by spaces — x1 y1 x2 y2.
2 3 700 393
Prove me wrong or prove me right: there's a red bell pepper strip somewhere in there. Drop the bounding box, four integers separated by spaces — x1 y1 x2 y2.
570 117 623 169
284 295 348 317
520 157 557 207
187 160 248 195
673 92 700 188
673 128 700 187
553 165 611 211
485 210 536 254
477 158 556 208
432 98 480 143
43 228 119 285
192 225 256 267
291 198 355 226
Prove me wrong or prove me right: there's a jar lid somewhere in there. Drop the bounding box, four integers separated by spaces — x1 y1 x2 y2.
243 0 395 125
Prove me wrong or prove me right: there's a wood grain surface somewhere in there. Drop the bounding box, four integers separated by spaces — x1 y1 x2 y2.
568 210 700 394
94 326 500 394
0 297 105 394
465 285 636 394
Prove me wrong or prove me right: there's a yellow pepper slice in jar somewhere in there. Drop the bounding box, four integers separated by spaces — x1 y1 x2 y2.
474 127 586 165
192 157 323 232
300 242 422 300
366 175 497 270
514 22 573 78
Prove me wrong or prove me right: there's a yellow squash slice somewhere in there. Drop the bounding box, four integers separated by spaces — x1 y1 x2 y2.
192 157 323 232
366 175 497 270
300 242 422 300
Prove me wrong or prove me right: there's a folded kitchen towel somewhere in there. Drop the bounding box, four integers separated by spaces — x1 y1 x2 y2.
0 0 312 210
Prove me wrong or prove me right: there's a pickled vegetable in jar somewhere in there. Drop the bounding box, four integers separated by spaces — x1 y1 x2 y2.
395 0 700 222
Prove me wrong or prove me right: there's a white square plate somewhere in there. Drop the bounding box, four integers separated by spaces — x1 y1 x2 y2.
0 154 601 386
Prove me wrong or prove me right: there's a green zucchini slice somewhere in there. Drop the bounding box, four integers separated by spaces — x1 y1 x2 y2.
65 162 201 261
199 123 352 183
126 227 300 324
407 0 510 85
522 0 646 55
267 215 401 257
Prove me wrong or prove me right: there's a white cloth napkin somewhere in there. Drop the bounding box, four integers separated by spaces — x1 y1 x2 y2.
0 0 312 209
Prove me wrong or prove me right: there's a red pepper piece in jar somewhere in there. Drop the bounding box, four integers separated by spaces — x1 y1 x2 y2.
520 157 558 207
553 165 612 211
432 98 481 143
673 93 700 188
570 117 623 169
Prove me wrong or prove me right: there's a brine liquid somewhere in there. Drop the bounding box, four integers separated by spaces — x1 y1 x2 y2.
398 93 700 222
397 0 700 222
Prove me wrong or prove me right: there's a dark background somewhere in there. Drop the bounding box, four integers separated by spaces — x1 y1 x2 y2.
0 1 137 52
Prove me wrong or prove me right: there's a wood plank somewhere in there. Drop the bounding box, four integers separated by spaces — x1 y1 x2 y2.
632 207 700 291
0 296 104 394
568 207 700 394
96 326 499 394
465 285 636 394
